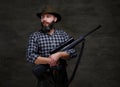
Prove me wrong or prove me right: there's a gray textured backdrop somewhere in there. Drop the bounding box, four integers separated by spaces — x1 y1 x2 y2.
0 0 120 87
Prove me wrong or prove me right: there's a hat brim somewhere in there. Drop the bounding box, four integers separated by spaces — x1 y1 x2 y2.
36 12 61 22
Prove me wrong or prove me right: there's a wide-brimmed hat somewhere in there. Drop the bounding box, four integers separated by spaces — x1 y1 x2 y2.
36 6 61 22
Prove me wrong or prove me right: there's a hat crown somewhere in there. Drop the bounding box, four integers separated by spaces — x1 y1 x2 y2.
41 6 57 13
36 6 61 22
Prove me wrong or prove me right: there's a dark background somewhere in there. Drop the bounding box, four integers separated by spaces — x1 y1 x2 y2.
0 0 120 87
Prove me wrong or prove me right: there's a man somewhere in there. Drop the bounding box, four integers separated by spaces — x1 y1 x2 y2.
26 6 77 87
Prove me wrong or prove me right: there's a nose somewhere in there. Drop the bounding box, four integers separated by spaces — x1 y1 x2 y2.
41 16 47 22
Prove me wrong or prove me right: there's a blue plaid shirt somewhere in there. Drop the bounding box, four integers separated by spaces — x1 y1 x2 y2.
26 29 77 63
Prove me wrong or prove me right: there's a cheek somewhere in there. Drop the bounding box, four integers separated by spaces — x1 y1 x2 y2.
41 17 55 23
41 19 44 22
47 18 54 23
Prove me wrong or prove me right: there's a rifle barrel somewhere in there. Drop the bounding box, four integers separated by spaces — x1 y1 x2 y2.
60 25 101 51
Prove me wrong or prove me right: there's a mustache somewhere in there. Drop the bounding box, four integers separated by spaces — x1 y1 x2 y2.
41 21 50 25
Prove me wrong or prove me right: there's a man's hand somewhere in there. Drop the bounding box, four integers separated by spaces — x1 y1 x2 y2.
48 51 70 66
48 52 61 66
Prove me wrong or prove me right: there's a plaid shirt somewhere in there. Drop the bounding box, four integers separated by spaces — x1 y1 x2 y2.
26 29 77 63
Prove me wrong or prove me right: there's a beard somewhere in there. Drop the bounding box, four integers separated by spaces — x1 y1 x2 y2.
41 21 54 33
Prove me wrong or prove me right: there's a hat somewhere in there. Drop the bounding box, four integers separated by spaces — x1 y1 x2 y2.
36 6 61 22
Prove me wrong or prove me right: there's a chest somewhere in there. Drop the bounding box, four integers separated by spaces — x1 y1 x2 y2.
37 34 67 51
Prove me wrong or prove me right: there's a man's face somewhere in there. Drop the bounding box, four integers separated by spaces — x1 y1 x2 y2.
41 13 57 27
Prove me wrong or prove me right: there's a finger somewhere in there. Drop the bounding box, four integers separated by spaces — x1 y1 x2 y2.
49 58 56 66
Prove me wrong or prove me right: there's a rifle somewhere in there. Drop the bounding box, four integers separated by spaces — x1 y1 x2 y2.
51 25 101 54
51 25 101 87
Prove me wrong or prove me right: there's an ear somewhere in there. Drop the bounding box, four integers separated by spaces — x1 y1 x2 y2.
54 17 57 22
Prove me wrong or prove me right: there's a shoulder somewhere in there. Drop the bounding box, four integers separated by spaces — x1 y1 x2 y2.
55 29 68 35
55 29 71 39
30 30 44 37
29 31 43 40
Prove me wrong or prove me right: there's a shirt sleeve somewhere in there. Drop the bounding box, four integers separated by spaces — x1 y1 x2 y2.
65 49 77 58
26 33 39 63
61 30 77 58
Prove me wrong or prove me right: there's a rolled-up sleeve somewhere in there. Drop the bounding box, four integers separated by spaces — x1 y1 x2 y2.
66 49 77 58
26 33 39 63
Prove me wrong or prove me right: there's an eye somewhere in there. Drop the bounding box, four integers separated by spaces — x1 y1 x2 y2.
46 14 52 18
41 15 44 19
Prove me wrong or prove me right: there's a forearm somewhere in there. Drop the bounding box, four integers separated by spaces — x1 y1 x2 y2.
34 56 50 65
50 51 70 60
33 50 73 65
58 51 70 59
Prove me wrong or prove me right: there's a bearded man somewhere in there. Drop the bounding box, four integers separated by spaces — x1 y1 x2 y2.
26 6 77 87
